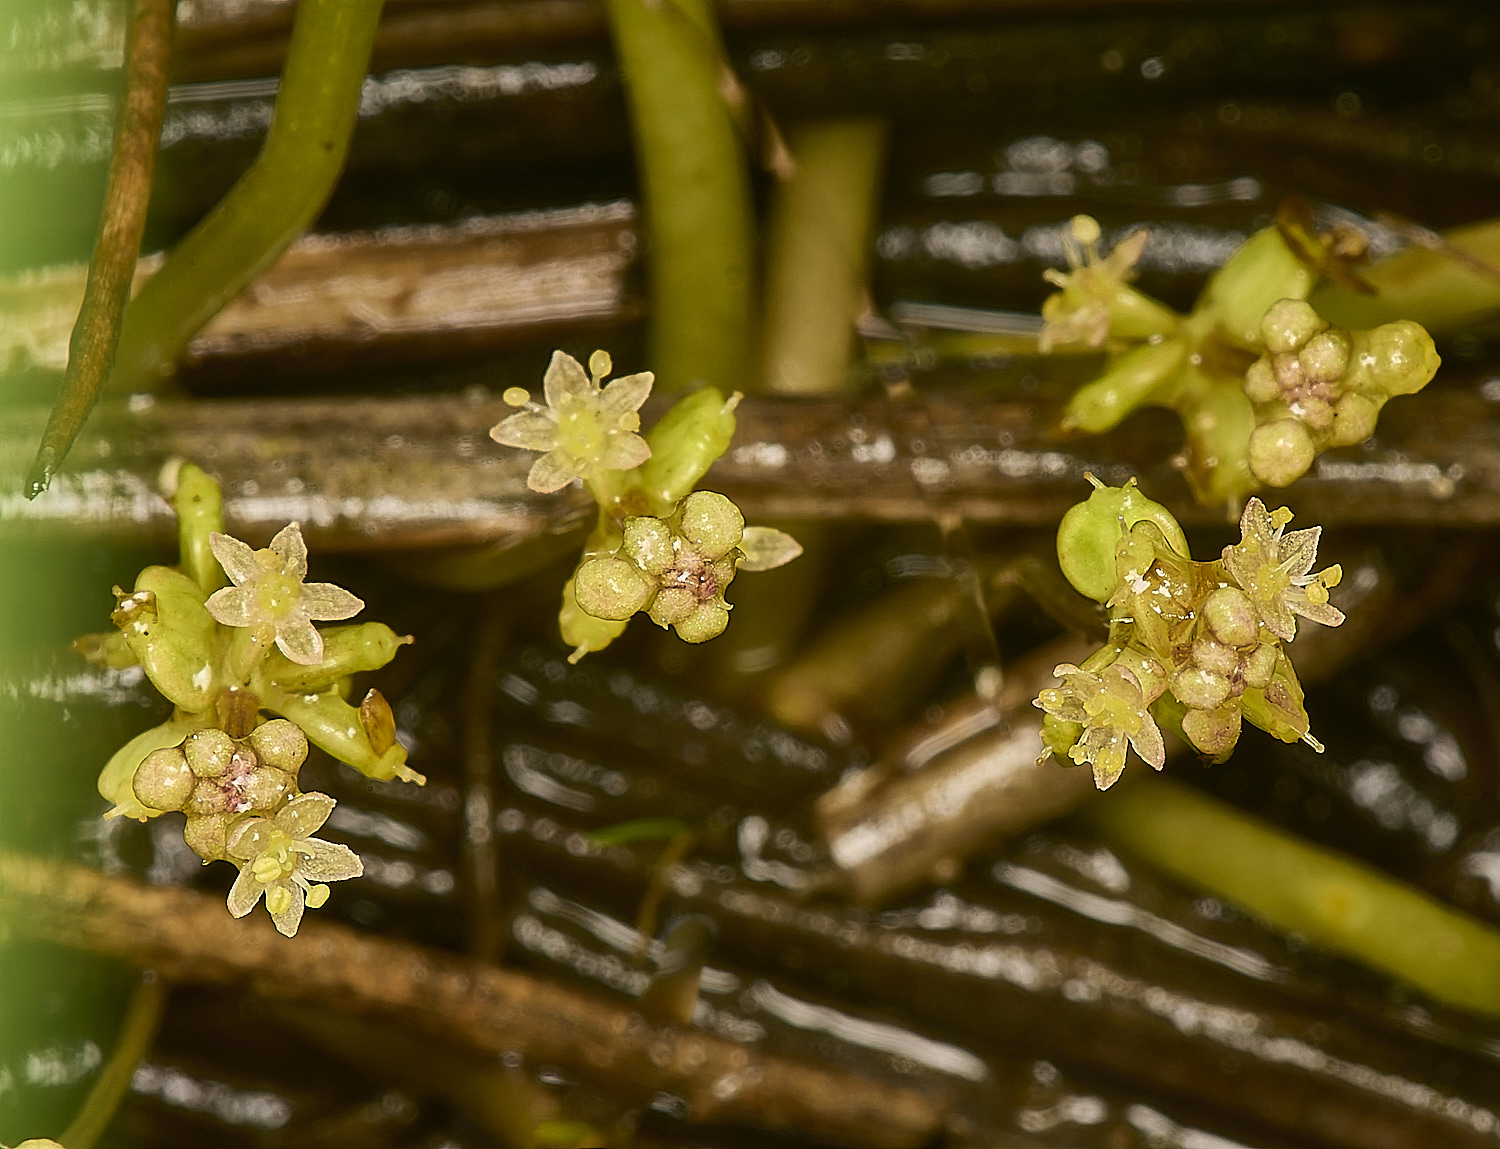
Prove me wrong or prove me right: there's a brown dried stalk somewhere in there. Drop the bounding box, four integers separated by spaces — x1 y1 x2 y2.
27 0 175 498
0 853 951 1149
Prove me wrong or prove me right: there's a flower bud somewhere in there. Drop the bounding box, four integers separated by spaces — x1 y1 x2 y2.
1272 352 1305 391
677 490 744 560
674 603 730 644
184 813 232 860
132 747 195 812
1243 358 1280 404
1329 393 1379 447
1242 642 1279 689
1247 419 1315 487
237 766 295 811
247 718 308 773
1260 298 1326 355
574 557 653 621
1056 477 1189 602
1202 586 1258 647
622 517 675 575
1192 637 1239 677
648 587 696 627
183 728 236 778
1298 330 1350 384
1172 666 1231 710
1182 703 1242 758
1352 320 1441 397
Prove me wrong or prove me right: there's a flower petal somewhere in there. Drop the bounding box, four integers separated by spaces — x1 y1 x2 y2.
1129 712 1166 770
599 431 651 472
737 527 803 572
277 792 336 838
299 838 364 882
301 582 364 621
491 410 559 452
1238 497 1274 546
527 450 581 494
543 350 592 408
1259 596 1299 643
598 372 654 419
1288 596 1345 629
205 587 256 628
1277 526 1321 579
268 880 306 937
209 532 261 588
226 864 266 918
274 617 324 665
268 522 308 580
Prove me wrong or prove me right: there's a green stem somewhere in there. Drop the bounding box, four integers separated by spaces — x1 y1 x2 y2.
759 118 888 395
172 462 226 595
105 0 384 397
58 974 167 1149
1082 775 1500 1017
603 0 754 395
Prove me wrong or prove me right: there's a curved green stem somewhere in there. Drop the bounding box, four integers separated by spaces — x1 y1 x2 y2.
105 0 384 396
603 0 755 395
58 974 167 1149
1084 775 1500 1017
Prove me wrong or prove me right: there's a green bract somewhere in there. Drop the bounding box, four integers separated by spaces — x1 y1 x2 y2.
1038 480 1344 788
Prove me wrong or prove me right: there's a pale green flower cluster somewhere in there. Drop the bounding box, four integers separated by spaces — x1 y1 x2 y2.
1036 479 1343 789
82 463 416 935
1042 215 1440 510
492 350 801 660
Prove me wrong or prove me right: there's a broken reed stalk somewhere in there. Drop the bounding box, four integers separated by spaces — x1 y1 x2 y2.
26 0 175 499
0 854 951 1149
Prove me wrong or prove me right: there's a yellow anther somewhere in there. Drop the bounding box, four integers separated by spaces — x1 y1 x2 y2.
305 884 331 908
265 885 292 916
1269 506 1294 530
502 386 530 407
1069 214 1102 248
251 853 284 883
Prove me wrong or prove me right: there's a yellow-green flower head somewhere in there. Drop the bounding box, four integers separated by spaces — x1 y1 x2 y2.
491 349 653 493
1034 660 1166 790
206 523 364 665
1221 498 1344 642
1039 216 1152 352
225 792 362 937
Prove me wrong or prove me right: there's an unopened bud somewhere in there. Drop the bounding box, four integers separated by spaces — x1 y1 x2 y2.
237 766 294 811
678 491 744 560
183 813 232 861
575 557 652 621
1182 704 1242 758
1298 330 1350 384
1172 666 1232 710
622 517 676 576
183 728 236 778
674 603 731 644
1203 586 1258 647
133 746 195 811
1248 418 1315 487
1354 320 1441 396
1329 393 1378 446
247 718 308 772
1243 358 1280 404
1260 298 1327 354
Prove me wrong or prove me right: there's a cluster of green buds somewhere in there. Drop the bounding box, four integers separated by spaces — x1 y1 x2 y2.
1036 477 1344 790
1041 214 1440 510
492 350 800 660
79 463 417 935
1243 299 1439 486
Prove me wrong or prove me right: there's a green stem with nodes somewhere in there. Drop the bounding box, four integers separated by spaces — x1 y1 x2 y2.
104 0 384 397
759 118 888 396
58 974 166 1149
603 0 755 395
1083 776 1500 1017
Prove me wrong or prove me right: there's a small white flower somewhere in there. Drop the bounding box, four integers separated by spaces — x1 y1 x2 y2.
1040 216 1150 352
205 523 363 665
1221 498 1344 642
1035 661 1165 790
490 349 653 493
225 793 362 937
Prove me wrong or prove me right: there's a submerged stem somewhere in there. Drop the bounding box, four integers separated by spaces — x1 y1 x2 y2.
58 974 167 1149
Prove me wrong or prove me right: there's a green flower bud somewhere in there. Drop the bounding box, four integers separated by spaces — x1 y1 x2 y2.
678 491 744 560
1061 339 1187 435
1181 703 1243 759
622 517 675 575
1192 637 1239 677
560 575 630 664
1259 298 1327 355
1348 320 1441 397
674 602 731 644
1242 642 1279 689
260 622 412 694
133 746 195 812
247 718 308 773
1247 418 1315 487
637 388 741 512
113 566 217 712
184 812 233 861
1056 476 1189 602
97 718 203 821
647 586 696 627
1202 586 1258 648
575 556 653 621
183 728 236 778
1298 329 1351 384
1243 358 1280 404
1172 666 1231 710
1329 392 1380 447
272 688 416 782
237 766 295 811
